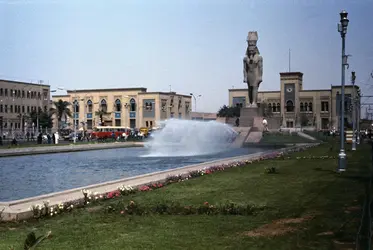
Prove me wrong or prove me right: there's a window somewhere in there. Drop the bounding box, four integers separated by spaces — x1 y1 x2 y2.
17 90 21 98
22 90 25 98
300 102 304 112
27 91 30 98
304 102 308 112
308 102 313 112
277 103 280 113
145 102 153 111
115 119 121 126
10 90 13 97
0 88 2 96
73 100 80 113
130 98 136 112
268 103 272 112
272 103 276 112
0 104 2 113
150 121 153 127
4 89 8 96
38 92 41 99
87 120 93 130
87 100 93 113
22 106 25 113
145 121 149 127
27 106 30 113
286 100 294 112
10 105 13 113
115 99 121 112
100 99 107 112
321 101 329 112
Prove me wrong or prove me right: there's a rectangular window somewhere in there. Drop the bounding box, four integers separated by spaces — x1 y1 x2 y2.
115 119 121 126
10 105 13 113
87 120 93 130
0 88 3 96
321 101 327 111
27 106 30 113
0 104 3 113
4 89 8 96
5 105 8 113
22 106 25 113
22 90 25 98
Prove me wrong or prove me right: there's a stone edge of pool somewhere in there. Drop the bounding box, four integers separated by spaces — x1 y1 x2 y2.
0 143 319 221
0 141 145 157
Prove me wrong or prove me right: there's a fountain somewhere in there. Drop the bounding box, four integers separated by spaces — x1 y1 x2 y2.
143 119 238 157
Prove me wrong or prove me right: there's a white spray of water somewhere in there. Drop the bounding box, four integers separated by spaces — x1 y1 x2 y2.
143 119 238 157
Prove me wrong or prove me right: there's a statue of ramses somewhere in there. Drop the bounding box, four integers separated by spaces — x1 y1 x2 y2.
243 31 263 108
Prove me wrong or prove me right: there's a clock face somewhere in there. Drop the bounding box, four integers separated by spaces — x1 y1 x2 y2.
286 87 293 93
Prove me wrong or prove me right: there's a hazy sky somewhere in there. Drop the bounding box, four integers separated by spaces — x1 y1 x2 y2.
1 0 373 113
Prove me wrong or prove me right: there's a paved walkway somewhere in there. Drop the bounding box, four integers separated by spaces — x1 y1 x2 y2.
0 143 317 221
0 141 144 157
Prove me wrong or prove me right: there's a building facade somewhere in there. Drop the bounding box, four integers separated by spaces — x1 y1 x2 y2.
229 72 360 130
52 88 192 130
0 79 51 135
191 112 217 121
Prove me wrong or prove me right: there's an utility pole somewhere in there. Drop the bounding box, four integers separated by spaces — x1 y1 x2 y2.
351 71 356 150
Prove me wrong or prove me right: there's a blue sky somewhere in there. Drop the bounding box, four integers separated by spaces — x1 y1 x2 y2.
1 0 373 113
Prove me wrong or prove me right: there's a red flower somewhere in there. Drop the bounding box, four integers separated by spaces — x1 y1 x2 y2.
204 201 209 206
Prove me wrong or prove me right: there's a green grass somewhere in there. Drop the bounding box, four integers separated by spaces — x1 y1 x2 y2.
0 143 370 250
260 131 315 144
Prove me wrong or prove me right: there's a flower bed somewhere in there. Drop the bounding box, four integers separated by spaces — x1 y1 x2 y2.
28 144 319 219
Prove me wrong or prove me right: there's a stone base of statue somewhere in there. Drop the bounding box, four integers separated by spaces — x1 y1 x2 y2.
240 106 261 127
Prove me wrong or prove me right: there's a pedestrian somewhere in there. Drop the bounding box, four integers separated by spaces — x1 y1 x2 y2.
235 117 240 127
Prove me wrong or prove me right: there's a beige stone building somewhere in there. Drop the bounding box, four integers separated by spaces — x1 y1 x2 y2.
0 79 51 134
229 72 360 130
52 88 192 130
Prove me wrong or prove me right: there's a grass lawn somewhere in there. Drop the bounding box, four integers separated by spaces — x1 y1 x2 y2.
0 142 370 249
260 131 315 144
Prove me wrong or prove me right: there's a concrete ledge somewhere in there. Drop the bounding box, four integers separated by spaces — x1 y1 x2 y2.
0 142 144 157
0 143 319 221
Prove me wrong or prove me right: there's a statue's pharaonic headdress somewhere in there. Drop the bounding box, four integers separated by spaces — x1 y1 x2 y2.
246 31 258 44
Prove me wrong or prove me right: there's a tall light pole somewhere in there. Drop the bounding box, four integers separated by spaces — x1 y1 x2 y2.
190 93 201 112
351 71 357 150
357 88 361 144
337 10 349 172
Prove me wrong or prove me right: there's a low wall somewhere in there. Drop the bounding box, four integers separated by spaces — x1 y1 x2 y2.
0 143 319 221
0 142 144 158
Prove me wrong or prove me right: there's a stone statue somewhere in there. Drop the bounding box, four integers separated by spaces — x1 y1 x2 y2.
243 31 263 108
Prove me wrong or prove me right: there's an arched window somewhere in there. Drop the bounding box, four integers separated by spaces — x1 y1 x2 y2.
300 102 304 112
277 103 280 112
130 98 136 112
115 99 121 112
308 102 313 112
272 103 276 112
286 100 294 112
268 103 272 113
100 99 107 112
73 100 80 113
87 100 93 113
304 102 308 112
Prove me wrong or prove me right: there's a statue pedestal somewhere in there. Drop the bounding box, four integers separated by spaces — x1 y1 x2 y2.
240 107 260 127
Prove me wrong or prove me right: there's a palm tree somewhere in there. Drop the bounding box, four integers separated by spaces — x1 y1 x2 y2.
49 99 72 132
95 109 111 126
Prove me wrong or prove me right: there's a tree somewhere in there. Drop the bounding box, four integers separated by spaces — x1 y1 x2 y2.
49 99 72 131
217 105 240 118
29 110 54 129
300 114 309 127
95 109 111 126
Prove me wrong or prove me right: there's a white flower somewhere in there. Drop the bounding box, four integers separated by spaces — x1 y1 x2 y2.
99 195 103 199
87 202 90 205
54 211 57 214
70 205 74 208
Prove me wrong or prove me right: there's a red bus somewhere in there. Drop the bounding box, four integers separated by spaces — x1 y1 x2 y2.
91 126 131 139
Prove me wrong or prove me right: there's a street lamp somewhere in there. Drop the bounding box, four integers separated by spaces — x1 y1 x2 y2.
337 10 349 172
351 71 357 151
189 93 201 112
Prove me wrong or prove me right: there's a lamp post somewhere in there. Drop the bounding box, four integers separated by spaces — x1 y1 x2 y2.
189 93 201 112
357 88 361 144
337 10 349 172
351 71 356 151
